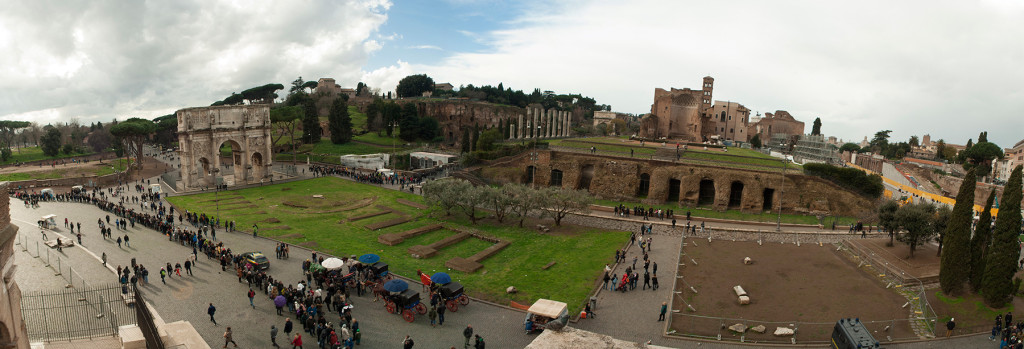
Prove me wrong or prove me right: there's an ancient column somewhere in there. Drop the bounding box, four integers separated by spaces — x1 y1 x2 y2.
532 107 539 138
547 109 554 138
518 113 524 139
564 111 570 137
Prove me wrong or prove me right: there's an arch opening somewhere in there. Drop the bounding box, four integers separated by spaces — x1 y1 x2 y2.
728 181 744 208
637 173 651 197
698 179 715 206
577 165 595 191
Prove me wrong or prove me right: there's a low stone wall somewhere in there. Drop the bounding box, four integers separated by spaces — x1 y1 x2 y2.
8 171 124 190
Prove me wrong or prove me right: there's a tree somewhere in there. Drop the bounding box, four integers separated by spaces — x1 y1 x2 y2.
109 118 156 172
398 103 420 142
454 181 488 224
895 203 937 258
539 187 593 226
0 148 9 162
750 134 762 149
151 114 177 148
0 120 31 155
870 130 891 152
395 74 435 98
418 117 439 141
483 186 514 223
87 128 113 153
328 98 352 144
839 143 861 153
301 99 321 144
981 165 1023 307
290 76 306 95
878 200 900 245
939 168 976 295
423 179 461 216
969 189 996 292
476 129 502 152
961 142 1004 179
61 143 74 155
978 131 988 143
934 205 951 256
460 128 471 153
909 136 920 147
506 184 544 227
811 117 822 135
40 127 62 157
271 106 303 164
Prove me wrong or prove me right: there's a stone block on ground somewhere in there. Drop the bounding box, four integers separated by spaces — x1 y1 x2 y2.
743 257 752 264
364 216 412 230
467 241 511 263
396 198 428 209
506 286 517 294
446 257 483 273
738 295 750 305
407 245 438 259
728 324 747 333
774 327 795 336
733 285 747 297
751 325 766 333
377 234 405 246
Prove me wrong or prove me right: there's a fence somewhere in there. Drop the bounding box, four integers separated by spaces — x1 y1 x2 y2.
665 236 938 345
20 283 136 342
17 233 93 291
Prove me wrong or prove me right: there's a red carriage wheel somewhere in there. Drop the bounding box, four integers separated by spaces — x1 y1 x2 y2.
458 294 469 305
402 309 415 322
415 303 427 314
385 301 396 314
446 299 458 312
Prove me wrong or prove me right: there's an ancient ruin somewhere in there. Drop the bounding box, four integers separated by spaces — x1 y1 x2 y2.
0 183 30 349
177 105 274 189
639 76 715 141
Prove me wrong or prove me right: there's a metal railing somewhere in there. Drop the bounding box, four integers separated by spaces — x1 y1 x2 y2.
20 283 136 342
839 240 938 337
17 233 93 291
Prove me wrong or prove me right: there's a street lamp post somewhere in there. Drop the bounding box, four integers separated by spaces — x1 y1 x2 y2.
388 121 399 170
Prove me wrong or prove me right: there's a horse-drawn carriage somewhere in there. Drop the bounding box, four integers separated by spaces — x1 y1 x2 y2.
439 281 470 312
383 280 426 322
525 299 569 334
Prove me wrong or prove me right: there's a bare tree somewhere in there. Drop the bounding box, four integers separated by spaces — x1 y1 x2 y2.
506 183 545 227
539 187 593 226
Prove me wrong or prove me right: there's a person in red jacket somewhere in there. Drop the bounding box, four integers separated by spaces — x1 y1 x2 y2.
291 333 302 349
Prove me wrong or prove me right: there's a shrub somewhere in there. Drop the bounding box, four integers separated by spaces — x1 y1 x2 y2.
803 163 883 198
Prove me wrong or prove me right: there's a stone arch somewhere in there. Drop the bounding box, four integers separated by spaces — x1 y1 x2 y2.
728 181 744 208
637 173 651 197
177 105 273 190
698 179 715 206
577 164 595 191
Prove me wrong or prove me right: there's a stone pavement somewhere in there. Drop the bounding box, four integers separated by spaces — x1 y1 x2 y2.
13 198 535 348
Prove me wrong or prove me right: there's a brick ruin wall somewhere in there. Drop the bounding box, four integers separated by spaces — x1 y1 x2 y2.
477 151 876 217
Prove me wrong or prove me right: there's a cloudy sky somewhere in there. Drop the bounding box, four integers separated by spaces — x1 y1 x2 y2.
3 0 1023 147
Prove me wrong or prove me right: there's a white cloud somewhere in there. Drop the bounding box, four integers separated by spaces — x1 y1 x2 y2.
0 0 392 124
420 0 1024 147
361 61 414 96
409 45 442 51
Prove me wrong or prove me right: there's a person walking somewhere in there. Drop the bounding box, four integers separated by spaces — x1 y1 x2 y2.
437 303 446 326
116 236 122 248
463 325 473 348
222 327 238 348
291 333 303 349
102 252 107 266
945 318 956 337
658 302 667 321
271 325 280 347
123 234 130 247
208 303 217 325
284 318 293 338
159 268 167 284
248 288 256 308
652 273 659 290
642 271 651 290
402 335 414 349
428 306 437 327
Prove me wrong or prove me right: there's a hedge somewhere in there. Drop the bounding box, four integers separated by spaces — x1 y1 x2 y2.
802 163 883 198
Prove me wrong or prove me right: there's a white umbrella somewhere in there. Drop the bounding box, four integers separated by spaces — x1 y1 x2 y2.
321 257 345 270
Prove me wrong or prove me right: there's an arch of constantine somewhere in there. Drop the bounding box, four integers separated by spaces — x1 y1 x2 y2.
176 105 273 190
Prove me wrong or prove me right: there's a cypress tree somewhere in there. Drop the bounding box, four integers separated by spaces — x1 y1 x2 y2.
969 189 996 292
328 98 352 144
939 168 976 296
981 165 1023 307
460 128 470 153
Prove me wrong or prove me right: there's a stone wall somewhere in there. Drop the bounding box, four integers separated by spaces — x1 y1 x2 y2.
476 150 876 217
7 171 124 190
0 182 31 348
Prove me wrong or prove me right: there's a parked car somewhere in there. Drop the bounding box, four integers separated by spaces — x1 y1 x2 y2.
241 252 270 270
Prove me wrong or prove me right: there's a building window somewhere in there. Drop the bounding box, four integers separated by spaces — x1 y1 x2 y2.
730 128 734 133
550 169 563 187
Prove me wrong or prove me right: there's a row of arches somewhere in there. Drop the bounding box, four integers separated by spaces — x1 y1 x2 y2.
192 140 265 187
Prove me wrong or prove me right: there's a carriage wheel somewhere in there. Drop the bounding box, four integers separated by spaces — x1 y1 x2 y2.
458 294 469 305
446 299 458 312
415 303 427 314
385 301 396 314
402 309 415 323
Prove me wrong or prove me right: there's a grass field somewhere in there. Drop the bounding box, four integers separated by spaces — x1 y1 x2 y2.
0 146 95 165
0 158 132 181
353 132 403 147
349 106 367 132
167 177 628 313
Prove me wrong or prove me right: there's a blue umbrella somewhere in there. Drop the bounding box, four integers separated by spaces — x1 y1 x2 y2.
358 254 381 264
382 279 409 293
274 295 287 308
430 272 452 285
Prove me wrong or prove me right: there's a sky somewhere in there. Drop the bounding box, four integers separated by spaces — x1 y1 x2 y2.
2 0 1023 148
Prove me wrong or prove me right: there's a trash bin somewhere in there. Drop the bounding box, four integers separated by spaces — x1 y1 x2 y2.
590 297 597 310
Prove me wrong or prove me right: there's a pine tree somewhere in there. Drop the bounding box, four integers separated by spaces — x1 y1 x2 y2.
328 98 352 144
939 168 976 296
969 189 996 292
460 128 470 153
981 165 1023 307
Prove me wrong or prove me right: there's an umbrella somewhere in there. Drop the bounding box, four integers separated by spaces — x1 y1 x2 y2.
358 254 380 264
308 263 325 273
430 272 452 285
321 258 344 270
274 295 287 308
382 279 409 293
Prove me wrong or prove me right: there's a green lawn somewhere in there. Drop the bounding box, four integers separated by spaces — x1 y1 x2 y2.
353 132 403 147
167 177 627 314
594 198 857 226
1 146 95 165
349 106 367 132
0 158 131 181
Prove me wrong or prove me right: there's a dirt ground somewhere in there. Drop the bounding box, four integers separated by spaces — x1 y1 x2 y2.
673 238 913 342
848 238 941 281
8 157 170 193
